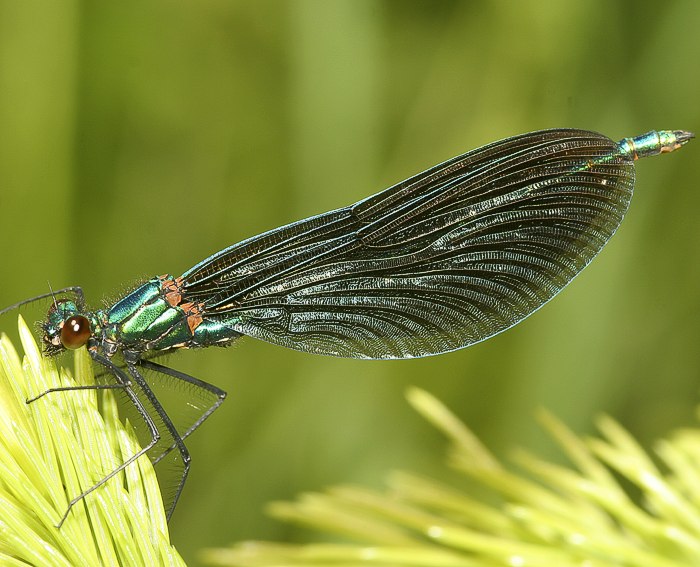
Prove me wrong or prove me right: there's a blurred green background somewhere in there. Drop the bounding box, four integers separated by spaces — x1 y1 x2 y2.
0 1 698 564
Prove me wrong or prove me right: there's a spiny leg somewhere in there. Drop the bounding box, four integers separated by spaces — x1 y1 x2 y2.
136 359 227 439
65 353 211 518
136 359 227 463
52 351 162 528
124 354 191 521
26 382 126 404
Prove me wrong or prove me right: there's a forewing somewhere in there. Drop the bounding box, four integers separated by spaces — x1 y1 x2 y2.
181 129 635 359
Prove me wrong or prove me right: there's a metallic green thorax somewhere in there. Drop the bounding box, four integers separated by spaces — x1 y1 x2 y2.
99 276 241 355
103 277 188 353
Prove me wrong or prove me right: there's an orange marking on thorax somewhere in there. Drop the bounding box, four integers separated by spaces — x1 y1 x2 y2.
160 275 185 307
159 275 202 334
180 301 204 334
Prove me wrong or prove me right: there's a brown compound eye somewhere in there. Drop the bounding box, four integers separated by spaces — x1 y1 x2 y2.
60 315 91 349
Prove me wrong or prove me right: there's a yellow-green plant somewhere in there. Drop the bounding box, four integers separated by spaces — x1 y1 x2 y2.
204 389 700 566
0 316 185 566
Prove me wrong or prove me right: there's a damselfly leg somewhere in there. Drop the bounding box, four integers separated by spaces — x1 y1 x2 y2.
135 359 227 461
51 352 161 527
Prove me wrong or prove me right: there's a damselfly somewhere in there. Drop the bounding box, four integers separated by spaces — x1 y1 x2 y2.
1 128 693 525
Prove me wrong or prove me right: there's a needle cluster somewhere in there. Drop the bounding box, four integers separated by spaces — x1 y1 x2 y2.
0 317 185 566
204 389 700 566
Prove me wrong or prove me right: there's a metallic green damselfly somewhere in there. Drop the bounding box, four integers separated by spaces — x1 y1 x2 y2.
1 128 693 525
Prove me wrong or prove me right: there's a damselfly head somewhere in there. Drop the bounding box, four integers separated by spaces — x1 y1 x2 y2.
43 299 92 355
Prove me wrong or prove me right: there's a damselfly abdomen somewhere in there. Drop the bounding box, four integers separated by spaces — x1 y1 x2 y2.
1 127 693 525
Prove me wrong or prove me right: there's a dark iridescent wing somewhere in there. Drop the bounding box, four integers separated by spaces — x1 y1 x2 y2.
181 129 635 359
